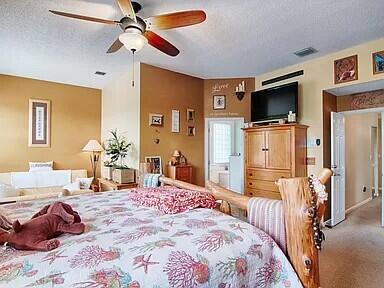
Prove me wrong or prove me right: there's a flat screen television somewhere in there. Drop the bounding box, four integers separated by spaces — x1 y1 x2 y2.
251 82 298 122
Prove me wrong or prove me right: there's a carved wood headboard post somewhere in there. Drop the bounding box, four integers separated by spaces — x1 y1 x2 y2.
277 168 332 288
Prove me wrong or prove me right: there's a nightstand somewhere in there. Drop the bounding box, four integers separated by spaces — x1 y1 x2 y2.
167 165 193 183
98 178 138 192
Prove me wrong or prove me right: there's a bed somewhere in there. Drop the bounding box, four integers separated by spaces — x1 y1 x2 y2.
0 169 332 288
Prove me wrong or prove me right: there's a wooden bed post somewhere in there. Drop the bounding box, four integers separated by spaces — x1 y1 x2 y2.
277 169 332 288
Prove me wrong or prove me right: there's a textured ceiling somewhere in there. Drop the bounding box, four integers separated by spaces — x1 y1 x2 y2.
1 0 384 89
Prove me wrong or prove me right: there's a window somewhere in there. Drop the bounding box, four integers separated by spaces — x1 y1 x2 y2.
212 122 232 163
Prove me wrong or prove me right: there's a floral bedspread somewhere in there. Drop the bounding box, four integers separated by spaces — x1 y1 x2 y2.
0 190 302 288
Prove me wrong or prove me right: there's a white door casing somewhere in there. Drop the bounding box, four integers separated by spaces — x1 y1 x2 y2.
331 112 346 226
381 113 384 227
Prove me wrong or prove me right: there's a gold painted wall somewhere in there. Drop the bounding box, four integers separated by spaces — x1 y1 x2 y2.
140 64 205 186
204 78 255 121
0 74 101 175
255 37 384 175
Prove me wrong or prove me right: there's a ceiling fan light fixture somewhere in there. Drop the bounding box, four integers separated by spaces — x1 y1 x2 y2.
118 30 147 52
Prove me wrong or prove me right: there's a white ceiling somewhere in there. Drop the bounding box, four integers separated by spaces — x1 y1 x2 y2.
1 0 384 89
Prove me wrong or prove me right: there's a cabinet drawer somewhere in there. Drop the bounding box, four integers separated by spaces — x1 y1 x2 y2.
246 169 290 181
245 188 281 200
176 167 191 178
246 179 279 192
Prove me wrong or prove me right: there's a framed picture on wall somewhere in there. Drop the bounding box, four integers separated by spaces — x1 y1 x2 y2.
144 156 163 174
373 51 384 75
187 108 195 122
28 99 51 147
187 126 195 136
213 95 226 110
149 113 164 126
171 110 180 132
334 55 358 84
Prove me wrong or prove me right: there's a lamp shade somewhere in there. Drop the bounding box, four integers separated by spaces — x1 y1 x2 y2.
119 30 148 52
82 140 103 152
172 150 181 157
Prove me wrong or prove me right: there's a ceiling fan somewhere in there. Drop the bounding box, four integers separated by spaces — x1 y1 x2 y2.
49 0 206 57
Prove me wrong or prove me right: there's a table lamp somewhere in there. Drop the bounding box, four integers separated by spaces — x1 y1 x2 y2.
82 140 104 179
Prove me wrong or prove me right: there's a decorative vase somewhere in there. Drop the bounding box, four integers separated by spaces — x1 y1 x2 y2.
112 168 135 184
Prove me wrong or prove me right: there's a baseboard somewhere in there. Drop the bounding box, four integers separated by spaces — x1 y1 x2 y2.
346 197 373 215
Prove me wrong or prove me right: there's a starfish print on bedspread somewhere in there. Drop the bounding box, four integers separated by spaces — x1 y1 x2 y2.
229 223 248 233
133 254 159 274
41 250 67 265
69 246 121 268
114 226 169 244
193 230 243 252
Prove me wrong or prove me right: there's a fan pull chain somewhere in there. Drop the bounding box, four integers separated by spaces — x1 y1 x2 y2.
131 49 136 87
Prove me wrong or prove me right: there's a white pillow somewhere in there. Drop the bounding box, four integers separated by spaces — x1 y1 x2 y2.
63 181 81 192
0 183 20 198
29 161 53 172
76 178 93 190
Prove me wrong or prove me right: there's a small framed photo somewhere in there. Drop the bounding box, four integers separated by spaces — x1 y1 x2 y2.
144 156 162 174
334 55 358 84
28 99 51 147
373 51 384 75
213 95 226 110
187 126 195 136
149 113 163 126
187 108 195 122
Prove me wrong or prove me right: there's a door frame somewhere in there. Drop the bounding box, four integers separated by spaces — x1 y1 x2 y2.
204 117 245 184
328 107 384 227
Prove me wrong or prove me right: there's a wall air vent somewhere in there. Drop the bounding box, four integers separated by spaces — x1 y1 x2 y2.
294 47 318 57
95 71 106 76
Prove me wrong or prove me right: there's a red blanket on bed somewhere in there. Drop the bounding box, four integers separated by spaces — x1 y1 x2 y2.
128 186 216 214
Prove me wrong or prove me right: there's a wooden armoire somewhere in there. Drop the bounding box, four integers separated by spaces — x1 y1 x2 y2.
243 124 307 199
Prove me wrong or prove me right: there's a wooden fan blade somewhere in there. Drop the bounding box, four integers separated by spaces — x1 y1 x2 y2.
107 38 124 53
144 31 179 57
145 10 206 30
116 0 137 22
49 10 118 25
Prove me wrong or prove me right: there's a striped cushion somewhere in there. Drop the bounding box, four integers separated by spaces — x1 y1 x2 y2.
247 197 286 252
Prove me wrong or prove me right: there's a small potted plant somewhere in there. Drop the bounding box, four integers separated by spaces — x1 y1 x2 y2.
104 130 135 184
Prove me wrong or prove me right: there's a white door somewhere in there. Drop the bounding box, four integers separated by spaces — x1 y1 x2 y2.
331 112 346 226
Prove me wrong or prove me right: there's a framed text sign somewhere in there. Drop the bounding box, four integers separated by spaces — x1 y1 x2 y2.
28 99 51 147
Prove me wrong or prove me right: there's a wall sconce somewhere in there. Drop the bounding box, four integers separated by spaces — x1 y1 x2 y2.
235 81 246 101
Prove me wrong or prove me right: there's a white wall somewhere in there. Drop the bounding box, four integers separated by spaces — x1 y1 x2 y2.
101 63 140 169
345 112 379 209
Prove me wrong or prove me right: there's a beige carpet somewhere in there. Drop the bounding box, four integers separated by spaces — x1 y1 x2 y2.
320 197 384 288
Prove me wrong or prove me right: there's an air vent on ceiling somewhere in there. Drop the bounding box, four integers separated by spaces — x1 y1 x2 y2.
95 71 106 76
294 47 318 57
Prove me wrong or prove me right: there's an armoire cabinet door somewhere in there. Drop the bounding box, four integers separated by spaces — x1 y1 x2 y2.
265 129 291 170
246 131 265 168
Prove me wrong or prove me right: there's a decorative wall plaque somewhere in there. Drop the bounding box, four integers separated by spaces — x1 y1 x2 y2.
28 99 51 147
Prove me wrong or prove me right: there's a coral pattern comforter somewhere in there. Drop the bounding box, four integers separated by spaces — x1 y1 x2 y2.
0 189 302 288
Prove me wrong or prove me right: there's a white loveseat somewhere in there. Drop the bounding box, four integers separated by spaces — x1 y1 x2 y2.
0 169 93 203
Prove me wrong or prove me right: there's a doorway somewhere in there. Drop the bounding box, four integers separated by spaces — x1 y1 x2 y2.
204 118 244 193
329 109 383 227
